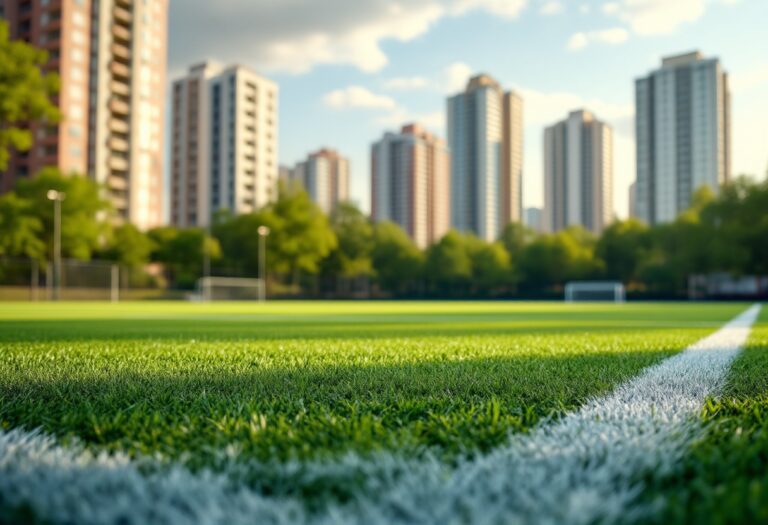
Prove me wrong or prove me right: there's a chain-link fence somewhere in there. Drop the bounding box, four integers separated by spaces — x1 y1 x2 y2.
0 257 126 301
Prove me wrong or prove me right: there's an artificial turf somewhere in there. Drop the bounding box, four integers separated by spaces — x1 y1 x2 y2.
646 305 768 524
0 301 746 471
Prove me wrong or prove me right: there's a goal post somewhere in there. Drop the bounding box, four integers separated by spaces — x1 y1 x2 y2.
197 276 265 302
564 281 626 303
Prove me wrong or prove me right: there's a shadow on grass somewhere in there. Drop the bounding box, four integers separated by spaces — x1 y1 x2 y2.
1 349 679 466
0 315 728 342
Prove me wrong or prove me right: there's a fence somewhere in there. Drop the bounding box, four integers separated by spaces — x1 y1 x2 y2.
1 257 124 301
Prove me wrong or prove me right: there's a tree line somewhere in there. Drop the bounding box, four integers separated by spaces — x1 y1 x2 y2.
1 169 766 298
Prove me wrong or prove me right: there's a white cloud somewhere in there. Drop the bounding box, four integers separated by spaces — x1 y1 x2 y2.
383 76 431 91
377 109 446 131
731 62 768 93
450 0 528 18
567 33 590 50
567 27 630 50
323 86 397 110
442 62 475 93
605 0 742 36
539 0 564 15
169 1 529 75
517 87 634 128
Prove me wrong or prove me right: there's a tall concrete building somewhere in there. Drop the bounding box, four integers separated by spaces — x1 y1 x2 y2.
543 109 613 234
171 62 279 227
1 0 168 229
524 207 543 233
371 123 450 248
447 74 523 242
288 148 349 215
635 51 731 225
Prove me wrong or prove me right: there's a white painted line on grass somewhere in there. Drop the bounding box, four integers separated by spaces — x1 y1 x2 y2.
0 305 761 525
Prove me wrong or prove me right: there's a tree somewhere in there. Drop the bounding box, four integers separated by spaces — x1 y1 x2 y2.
468 238 513 295
322 202 374 278
595 219 650 284
499 222 534 259
0 21 60 170
518 227 601 291
425 231 473 295
101 224 154 270
371 221 424 295
260 183 337 282
212 210 267 277
699 177 768 276
148 226 221 289
14 168 111 261
0 192 45 260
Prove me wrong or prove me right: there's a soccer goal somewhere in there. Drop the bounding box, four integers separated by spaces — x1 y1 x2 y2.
564 281 626 303
197 276 265 301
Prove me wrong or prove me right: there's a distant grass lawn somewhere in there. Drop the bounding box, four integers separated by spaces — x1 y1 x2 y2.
0 301 746 471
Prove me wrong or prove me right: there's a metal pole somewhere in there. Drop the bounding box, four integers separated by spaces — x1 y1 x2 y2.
53 197 61 301
111 264 119 303
203 228 211 301
257 225 270 303
31 258 38 301
259 232 266 303
47 190 65 301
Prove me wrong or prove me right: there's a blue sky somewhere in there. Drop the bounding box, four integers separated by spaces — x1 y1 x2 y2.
168 0 768 218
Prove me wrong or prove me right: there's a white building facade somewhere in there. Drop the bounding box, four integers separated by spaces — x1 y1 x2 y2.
447 74 523 242
634 51 731 224
171 62 278 227
544 110 613 234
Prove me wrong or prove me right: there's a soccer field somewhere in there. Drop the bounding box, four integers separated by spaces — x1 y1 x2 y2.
1 301 766 524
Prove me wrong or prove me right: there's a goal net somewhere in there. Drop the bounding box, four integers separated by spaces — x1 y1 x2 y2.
564 281 626 302
197 276 264 301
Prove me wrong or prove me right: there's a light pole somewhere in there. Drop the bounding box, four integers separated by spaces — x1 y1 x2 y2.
202 226 212 301
257 225 270 303
47 190 65 301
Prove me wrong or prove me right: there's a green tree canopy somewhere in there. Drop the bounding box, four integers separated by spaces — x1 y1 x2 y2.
259 183 337 281
499 222 534 259
595 219 650 284
0 192 45 260
14 168 110 261
322 202 374 278
148 226 221 289
0 21 60 170
101 223 154 270
467 237 513 294
518 227 601 290
371 221 424 294
425 230 473 294
212 210 267 277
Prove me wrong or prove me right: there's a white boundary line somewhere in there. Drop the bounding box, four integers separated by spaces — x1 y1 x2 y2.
0 304 761 525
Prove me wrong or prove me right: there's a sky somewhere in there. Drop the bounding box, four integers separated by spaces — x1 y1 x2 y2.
167 0 768 218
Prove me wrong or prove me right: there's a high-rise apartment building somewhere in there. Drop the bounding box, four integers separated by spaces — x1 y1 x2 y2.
635 51 731 224
288 149 349 215
544 109 613 234
171 62 278 227
1 0 168 229
524 207 543 233
447 74 523 242
371 123 450 248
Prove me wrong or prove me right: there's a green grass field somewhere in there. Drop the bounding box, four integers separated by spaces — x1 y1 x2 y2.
1 301 766 523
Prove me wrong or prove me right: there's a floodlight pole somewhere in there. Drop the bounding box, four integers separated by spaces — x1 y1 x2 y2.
257 225 270 303
47 190 65 301
203 224 212 302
